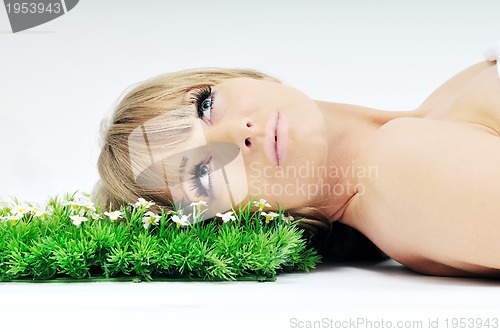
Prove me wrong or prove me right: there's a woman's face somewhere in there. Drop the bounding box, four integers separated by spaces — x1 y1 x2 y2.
150 77 328 216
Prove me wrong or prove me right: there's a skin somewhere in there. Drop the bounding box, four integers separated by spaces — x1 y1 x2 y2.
170 60 500 278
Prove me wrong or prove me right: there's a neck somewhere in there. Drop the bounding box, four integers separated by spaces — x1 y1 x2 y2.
312 100 423 221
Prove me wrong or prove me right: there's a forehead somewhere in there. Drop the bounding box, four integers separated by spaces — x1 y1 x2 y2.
214 77 275 90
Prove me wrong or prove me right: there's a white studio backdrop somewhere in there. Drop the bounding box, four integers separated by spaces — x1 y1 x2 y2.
1 0 500 204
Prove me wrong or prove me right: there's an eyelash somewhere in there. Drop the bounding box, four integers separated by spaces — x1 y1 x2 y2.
191 86 214 120
188 156 212 198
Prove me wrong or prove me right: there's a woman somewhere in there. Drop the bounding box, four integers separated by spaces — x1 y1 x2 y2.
95 44 500 279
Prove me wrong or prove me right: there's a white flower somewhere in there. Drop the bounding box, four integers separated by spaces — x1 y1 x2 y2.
7 214 22 222
216 211 236 223
253 198 271 211
79 200 96 213
133 198 155 209
90 212 102 220
284 215 295 223
64 197 95 212
31 205 51 218
70 215 88 227
189 200 208 208
61 199 81 210
172 214 190 228
30 204 42 213
104 210 123 221
142 211 159 229
60 199 70 206
261 211 279 224
11 204 31 216
3 214 22 225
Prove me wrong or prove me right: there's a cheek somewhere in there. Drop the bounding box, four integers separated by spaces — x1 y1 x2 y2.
244 162 295 198
229 85 285 115
218 86 258 115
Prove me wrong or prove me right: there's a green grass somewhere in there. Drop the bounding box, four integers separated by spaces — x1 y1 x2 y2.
0 193 320 282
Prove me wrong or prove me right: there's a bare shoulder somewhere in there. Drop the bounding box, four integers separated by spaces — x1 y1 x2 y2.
350 117 500 278
419 61 495 118
446 64 500 134
363 116 498 156
419 60 500 135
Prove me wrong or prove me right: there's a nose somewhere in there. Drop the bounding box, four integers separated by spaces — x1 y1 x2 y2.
205 119 254 151
244 120 253 148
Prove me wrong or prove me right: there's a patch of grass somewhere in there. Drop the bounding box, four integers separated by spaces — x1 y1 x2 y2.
0 193 320 282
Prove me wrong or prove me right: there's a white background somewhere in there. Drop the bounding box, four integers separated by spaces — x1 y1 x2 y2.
1 1 500 331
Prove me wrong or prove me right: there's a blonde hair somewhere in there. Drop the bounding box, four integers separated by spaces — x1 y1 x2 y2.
95 67 387 261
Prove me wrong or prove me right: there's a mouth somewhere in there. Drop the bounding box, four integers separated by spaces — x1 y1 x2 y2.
265 112 288 166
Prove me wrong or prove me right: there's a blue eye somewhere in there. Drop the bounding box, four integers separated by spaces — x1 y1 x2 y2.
200 98 212 120
188 156 212 198
192 86 214 121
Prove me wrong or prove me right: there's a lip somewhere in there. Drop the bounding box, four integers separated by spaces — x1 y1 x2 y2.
264 112 288 166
